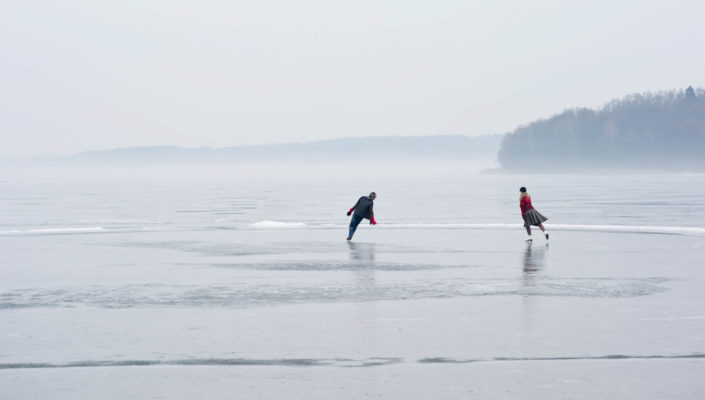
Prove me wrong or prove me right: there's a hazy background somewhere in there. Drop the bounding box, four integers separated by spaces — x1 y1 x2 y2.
2 0 704 157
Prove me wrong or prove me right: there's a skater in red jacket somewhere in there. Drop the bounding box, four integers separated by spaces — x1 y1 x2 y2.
520 187 548 242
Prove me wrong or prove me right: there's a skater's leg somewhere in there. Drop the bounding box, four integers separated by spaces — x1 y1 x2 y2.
538 223 549 240
523 215 532 241
348 214 362 240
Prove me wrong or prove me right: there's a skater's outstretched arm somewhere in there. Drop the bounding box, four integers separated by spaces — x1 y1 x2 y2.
347 197 362 216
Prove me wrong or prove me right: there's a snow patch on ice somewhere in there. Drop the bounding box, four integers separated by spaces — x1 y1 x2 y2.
245 221 705 236
550 224 705 236
380 223 705 236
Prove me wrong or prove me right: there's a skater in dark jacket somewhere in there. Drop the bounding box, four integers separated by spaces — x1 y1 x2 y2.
520 187 548 242
346 192 377 240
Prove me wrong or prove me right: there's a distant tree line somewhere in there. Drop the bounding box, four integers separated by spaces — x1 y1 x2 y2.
498 87 705 170
58 135 503 165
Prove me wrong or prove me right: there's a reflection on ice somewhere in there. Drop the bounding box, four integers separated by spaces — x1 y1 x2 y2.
347 242 377 294
522 244 548 328
523 244 546 275
347 242 376 263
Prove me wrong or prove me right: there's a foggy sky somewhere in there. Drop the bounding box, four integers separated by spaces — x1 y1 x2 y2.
1 0 704 157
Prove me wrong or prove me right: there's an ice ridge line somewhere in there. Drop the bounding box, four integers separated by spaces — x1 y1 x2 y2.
0 226 149 236
246 221 705 236
418 353 705 363
1 354 702 370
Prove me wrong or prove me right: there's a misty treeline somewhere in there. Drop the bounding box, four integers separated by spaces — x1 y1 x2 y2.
58 135 503 165
498 87 705 170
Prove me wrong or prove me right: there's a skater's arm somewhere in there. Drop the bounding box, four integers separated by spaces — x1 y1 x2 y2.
369 203 376 225
347 197 362 216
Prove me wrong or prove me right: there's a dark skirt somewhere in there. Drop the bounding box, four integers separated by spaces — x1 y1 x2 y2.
523 209 548 228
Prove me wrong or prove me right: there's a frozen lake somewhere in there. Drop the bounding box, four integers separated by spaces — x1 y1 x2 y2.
1 167 705 399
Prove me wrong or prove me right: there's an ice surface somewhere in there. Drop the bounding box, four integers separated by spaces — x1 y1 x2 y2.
1 171 705 399
0 227 108 235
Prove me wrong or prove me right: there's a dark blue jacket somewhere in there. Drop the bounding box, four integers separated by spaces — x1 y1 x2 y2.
351 196 375 220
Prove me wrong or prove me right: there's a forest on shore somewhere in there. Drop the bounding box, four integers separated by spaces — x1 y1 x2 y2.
498 87 705 171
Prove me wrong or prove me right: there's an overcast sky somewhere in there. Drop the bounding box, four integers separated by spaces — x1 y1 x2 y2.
1 0 704 157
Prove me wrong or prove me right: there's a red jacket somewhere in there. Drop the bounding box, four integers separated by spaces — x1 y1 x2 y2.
520 196 533 214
